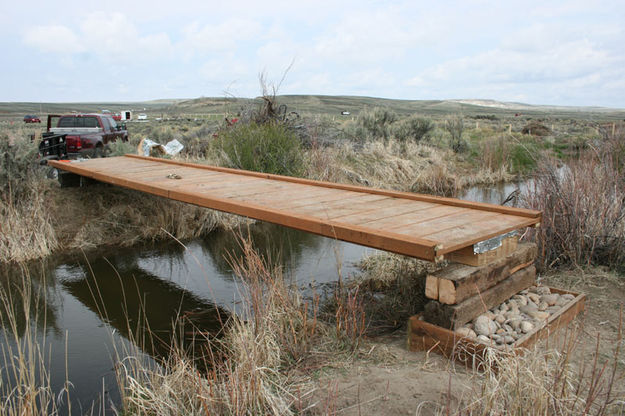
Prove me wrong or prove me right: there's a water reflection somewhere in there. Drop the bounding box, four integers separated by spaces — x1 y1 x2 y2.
198 222 323 277
0 262 62 338
59 257 228 363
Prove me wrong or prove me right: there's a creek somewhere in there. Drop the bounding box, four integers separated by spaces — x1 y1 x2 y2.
0 181 526 414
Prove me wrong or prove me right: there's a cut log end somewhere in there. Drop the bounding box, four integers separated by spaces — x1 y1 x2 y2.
438 279 457 305
425 275 439 300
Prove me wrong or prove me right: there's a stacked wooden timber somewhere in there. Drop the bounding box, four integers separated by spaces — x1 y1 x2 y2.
423 241 538 329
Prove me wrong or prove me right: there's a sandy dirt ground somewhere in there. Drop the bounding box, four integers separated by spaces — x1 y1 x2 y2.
310 268 625 415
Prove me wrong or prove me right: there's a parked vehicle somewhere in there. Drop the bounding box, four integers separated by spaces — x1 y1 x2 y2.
137 113 148 120
102 109 122 121
24 115 41 123
38 113 129 162
120 110 132 121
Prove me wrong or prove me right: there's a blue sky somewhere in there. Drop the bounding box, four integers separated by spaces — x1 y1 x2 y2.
2 0 624 107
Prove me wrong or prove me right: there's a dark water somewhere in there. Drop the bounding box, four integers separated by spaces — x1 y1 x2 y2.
459 181 528 206
0 180 530 414
0 222 377 414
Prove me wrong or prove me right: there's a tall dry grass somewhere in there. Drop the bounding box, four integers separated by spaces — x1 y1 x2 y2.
524 135 625 271
115 237 366 415
0 132 58 262
422 318 624 415
304 139 510 196
0 266 65 415
349 252 440 334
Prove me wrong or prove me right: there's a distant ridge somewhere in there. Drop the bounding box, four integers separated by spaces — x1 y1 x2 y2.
1 95 623 120
449 99 623 113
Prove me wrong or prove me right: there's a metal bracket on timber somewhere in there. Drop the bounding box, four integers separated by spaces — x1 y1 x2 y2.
48 155 541 262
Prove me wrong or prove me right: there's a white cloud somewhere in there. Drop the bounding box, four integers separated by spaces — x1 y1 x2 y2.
408 34 618 96
23 25 84 53
22 12 173 63
311 8 439 66
199 55 250 81
181 19 262 54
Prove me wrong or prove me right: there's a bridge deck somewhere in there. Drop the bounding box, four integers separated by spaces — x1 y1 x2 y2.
49 155 541 262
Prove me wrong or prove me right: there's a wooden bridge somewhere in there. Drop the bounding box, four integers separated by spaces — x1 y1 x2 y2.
49 155 541 262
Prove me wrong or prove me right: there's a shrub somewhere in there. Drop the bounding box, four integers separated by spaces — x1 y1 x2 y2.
0 133 41 198
107 139 136 157
393 116 434 145
354 107 398 142
445 115 467 153
522 120 551 136
212 122 304 177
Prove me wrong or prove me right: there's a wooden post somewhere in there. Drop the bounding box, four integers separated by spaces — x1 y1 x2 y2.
422 265 536 329
427 243 537 305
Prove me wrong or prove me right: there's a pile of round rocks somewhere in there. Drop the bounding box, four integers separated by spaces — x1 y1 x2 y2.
455 286 576 346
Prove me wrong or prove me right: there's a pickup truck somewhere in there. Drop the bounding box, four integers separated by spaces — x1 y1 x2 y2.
38 113 129 161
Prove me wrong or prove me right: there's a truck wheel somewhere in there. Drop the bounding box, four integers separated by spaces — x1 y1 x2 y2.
94 145 104 158
45 167 59 180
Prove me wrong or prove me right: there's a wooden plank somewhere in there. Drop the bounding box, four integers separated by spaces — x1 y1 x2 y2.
392 210 496 237
334 199 437 224
275 187 370 210
122 155 542 220
74 158 160 172
434 243 537 305
163 171 234 184
123 173 224 187
422 265 536 329
96 162 181 175
212 181 296 199
173 176 264 193
239 186 344 207
407 315 491 366
361 205 466 230
260 187 347 209
108 166 231 185
293 194 390 217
